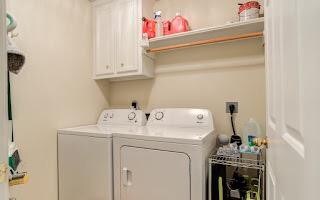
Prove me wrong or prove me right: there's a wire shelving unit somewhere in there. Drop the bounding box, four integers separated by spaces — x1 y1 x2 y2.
209 151 265 200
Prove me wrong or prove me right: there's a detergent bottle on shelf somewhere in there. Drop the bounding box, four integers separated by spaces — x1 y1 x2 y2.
154 10 163 37
142 17 156 39
242 118 262 146
170 13 189 34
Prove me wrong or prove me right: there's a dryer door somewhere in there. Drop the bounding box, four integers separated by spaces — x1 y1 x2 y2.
120 146 190 200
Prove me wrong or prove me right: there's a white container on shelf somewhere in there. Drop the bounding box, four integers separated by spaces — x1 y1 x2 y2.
242 118 262 146
154 10 163 37
239 1 260 21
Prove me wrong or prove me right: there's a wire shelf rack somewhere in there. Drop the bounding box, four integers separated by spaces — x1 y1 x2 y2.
209 151 265 200
210 154 265 171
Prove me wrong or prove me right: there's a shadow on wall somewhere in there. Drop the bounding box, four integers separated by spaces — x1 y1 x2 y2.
109 78 155 109
96 79 111 104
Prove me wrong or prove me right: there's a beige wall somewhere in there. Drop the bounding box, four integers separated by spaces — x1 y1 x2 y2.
109 41 266 135
6 0 265 199
109 0 266 135
154 0 264 29
7 0 109 199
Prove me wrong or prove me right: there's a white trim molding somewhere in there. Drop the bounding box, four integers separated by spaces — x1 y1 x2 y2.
155 55 265 74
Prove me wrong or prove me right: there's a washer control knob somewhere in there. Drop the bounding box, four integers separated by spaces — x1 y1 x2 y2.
197 114 204 120
128 112 136 120
155 111 164 120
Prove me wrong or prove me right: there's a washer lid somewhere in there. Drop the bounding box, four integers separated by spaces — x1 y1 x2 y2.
113 126 214 145
58 109 147 138
58 125 113 138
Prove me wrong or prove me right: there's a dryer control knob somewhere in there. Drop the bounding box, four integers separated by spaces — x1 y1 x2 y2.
128 112 136 120
155 111 164 120
197 114 204 120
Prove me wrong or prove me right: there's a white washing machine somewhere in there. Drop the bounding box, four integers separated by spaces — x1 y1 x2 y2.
113 108 216 200
58 109 146 200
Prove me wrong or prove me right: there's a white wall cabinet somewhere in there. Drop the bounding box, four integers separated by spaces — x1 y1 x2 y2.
94 2 116 76
92 0 154 80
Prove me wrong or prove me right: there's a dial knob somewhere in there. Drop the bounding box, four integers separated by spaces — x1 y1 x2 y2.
155 111 164 120
197 114 204 120
102 113 109 121
128 112 136 120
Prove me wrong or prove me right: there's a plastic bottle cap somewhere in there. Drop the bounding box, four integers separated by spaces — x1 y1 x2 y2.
154 10 162 17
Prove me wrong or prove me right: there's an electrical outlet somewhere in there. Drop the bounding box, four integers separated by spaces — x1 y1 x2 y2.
226 102 239 113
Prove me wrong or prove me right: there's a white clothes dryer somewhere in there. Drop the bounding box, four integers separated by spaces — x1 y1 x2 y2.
113 108 216 200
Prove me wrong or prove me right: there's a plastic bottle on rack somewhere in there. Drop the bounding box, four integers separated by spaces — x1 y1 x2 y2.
242 118 262 146
154 10 163 37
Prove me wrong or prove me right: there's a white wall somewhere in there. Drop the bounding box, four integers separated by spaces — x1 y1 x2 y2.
7 0 109 199
109 0 266 135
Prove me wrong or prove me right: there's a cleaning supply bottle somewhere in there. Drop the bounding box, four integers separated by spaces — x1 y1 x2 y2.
154 11 163 37
170 13 189 34
242 118 262 146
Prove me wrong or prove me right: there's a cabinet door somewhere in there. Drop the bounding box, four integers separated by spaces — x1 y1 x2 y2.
120 146 190 200
116 0 138 73
93 2 116 77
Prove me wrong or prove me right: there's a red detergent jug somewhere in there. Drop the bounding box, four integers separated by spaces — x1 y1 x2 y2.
142 17 156 39
170 13 189 34
163 20 171 35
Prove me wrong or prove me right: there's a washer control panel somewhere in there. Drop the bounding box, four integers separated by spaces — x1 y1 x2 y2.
147 108 214 129
98 109 147 126
128 112 136 120
197 114 204 120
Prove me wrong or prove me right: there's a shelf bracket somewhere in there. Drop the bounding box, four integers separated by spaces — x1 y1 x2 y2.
143 50 155 60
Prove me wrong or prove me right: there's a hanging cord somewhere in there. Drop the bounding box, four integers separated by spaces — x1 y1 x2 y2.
229 104 236 135
231 115 236 135
7 71 14 142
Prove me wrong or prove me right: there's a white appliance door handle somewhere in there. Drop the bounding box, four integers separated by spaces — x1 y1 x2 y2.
122 167 132 187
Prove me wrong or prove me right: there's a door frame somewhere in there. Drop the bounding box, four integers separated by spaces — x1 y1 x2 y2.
0 0 9 199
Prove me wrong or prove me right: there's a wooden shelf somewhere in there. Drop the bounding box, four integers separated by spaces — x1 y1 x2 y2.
145 18 264 53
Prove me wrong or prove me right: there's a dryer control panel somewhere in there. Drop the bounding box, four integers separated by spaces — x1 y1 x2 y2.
147 108 214 130
98 109 147 126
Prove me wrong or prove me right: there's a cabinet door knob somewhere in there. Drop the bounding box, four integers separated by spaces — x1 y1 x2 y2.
106 65 109 69
121 63 124 67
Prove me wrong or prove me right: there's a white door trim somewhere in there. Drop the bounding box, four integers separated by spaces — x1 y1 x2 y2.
0 0 9 199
